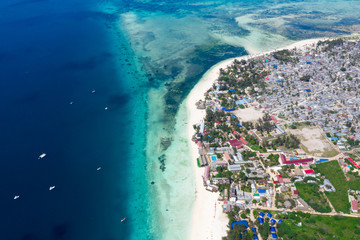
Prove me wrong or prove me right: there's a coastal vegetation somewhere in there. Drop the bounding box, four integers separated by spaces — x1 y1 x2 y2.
317 38 344 51
314 161 350 213
262 134 300 149
276 211 360 240
295 183 332 213
262 153 280 167
272 49 298 64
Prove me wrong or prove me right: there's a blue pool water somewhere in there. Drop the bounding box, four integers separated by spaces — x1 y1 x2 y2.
212 156 218 161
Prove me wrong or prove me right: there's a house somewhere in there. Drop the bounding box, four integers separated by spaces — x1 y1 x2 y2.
258 189 266 196
294 168 304 176
293 190 299 198
228 165 241 171
280 154 314 165
203 166 210 184
351 200 358 213
303 169 315 175
229 139 242 147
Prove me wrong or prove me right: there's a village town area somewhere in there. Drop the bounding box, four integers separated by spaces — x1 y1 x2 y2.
192 38 360 240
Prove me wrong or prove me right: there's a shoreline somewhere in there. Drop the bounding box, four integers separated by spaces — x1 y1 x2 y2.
185 37 333 240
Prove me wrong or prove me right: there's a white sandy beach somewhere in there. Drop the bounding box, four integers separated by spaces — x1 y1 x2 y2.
186 37 330 240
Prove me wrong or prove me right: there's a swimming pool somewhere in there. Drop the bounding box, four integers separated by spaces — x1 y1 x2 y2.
211 156 218 161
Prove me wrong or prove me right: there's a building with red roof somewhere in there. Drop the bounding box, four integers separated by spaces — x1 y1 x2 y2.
304 169 315 174
239 137 249 145
351 200 358 213
229 139 242 147
348 158 360 168
280 154 313 165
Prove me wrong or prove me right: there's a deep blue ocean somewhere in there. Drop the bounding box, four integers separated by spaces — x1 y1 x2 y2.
0 1 145 239
1 0 359 239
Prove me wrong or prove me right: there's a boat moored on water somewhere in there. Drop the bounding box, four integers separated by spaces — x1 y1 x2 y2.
14 195 19 200
38 153 46 159
49 186 55 191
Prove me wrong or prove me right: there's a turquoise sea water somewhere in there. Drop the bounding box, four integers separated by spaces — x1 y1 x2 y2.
1 0 360 239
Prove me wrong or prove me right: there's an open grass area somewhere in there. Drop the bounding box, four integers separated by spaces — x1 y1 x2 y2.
275 211 360 240
314 161 350 213
349 178 360 190
295 183 331 213
249 144 266 153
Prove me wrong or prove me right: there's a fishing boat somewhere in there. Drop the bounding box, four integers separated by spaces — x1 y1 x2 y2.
14 195 19 200
97 167 101 171
38 153 46 159
91 90 96 94
49 186 55 191
121 218 126 222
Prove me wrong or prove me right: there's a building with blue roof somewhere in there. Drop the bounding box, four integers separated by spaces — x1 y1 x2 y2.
272 233 278 239
253 234 258 240
252 228 257 233
258 189 266 194
222 107 235 112
278 219 284 223
259 212 265 217
243 98 253 103
316 159 329 163
270 226 276 232
236 100 247 105
231 220 249 229
266 213 273 218
270 219 276 225
237 124 242 127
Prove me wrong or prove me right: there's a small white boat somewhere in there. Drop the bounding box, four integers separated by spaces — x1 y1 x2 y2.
14 195 20 200
91 90 96 94
121 218 126 222
105 107 108 110
69 101 73 105
49 186 55 191
97 167 101 171
38 153 46 159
